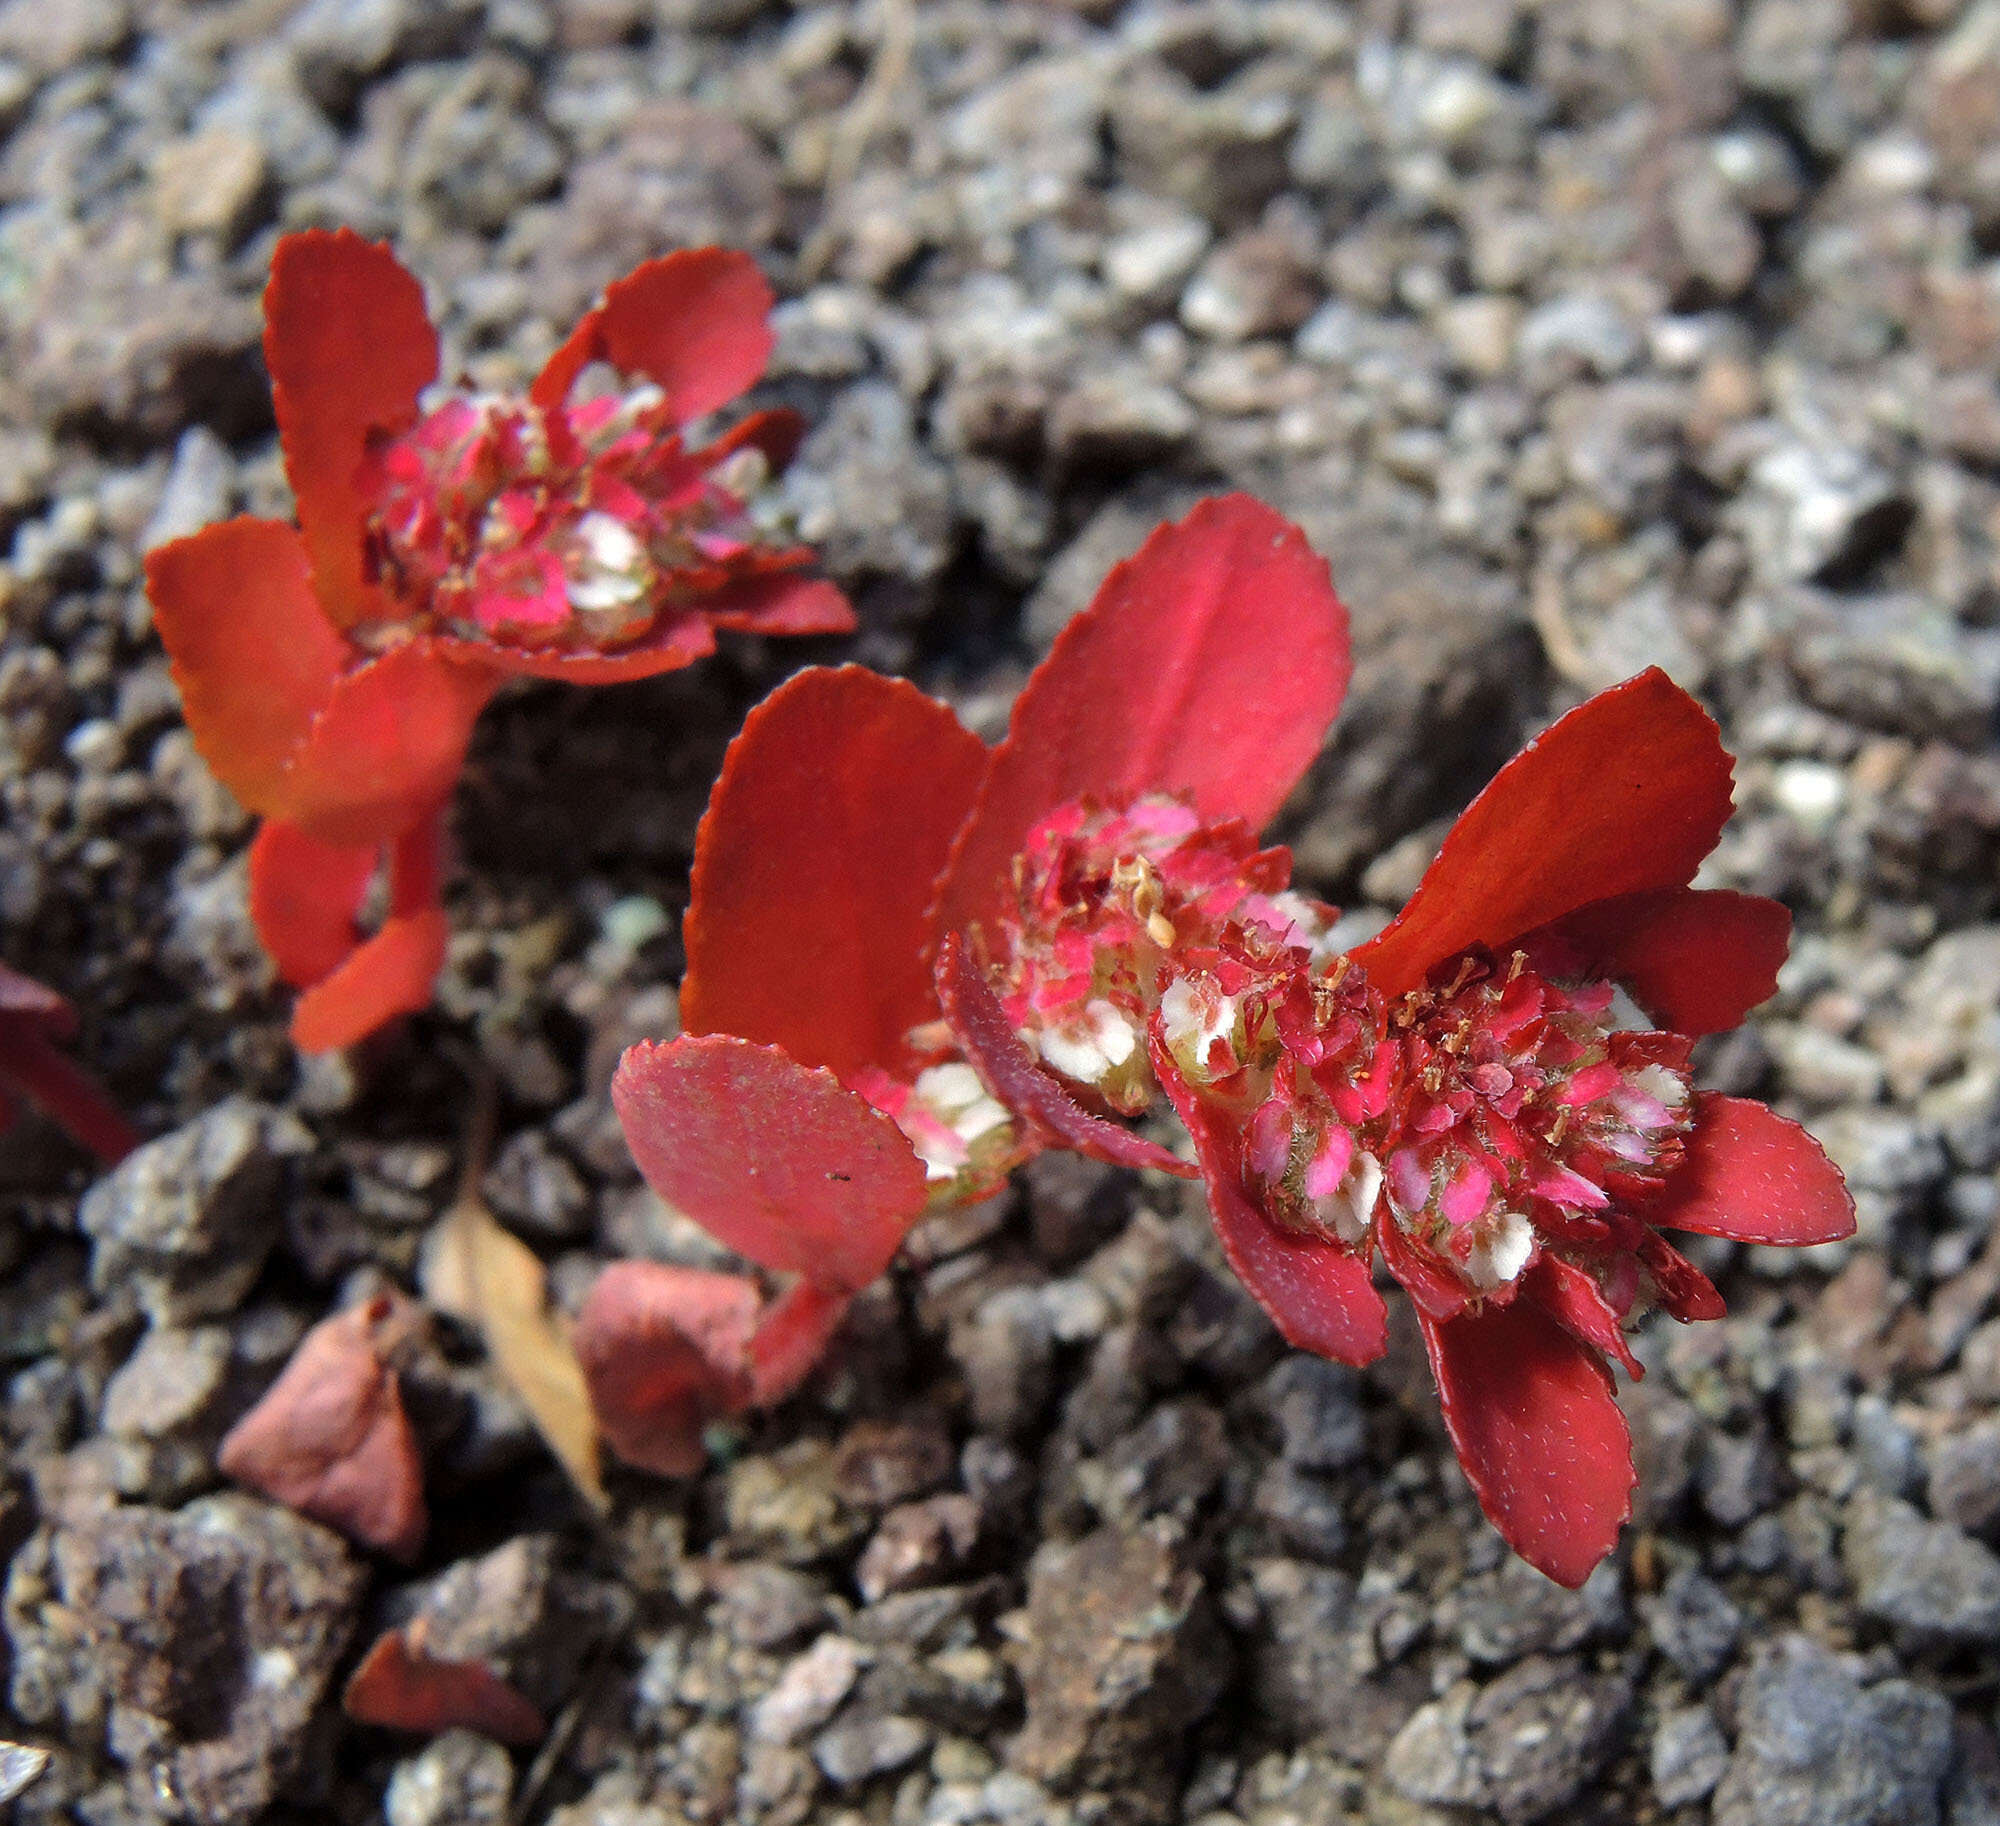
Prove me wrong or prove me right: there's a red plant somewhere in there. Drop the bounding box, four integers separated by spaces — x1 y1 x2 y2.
146 230 853 1053
0 962 137 1165
600 494 1854 1587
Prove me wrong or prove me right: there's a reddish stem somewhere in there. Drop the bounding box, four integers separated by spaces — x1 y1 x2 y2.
748 1279 849 1408
0 1019 139 1164
387 803 448 920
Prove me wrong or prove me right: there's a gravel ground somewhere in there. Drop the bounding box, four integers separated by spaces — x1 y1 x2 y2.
2 0 2000 1822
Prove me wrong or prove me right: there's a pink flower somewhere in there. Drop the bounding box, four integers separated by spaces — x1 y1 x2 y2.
601 497 1854 1586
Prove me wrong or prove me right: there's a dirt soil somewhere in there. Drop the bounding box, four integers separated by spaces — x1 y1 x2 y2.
3 1 2000 1823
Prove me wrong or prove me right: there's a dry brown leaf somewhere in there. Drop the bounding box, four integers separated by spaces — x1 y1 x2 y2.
421 1196 607 1511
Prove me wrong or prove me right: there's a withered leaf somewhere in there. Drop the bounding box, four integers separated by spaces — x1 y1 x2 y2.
343 1623 546 1746
218 1293 428 1560
421 1196 606 1510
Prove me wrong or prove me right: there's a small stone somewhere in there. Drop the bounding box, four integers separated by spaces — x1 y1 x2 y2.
1845 1491 2000 1643
1450 1559 1624 1666
1259 1356 1367 1474
1926 1416 2000 1536
1246 1559 1421 1763
78 1099 308 1326
711 1563 829 1651
1643 1567 1743 1686
833 1419 956 1511
811 1711 931 1787
1180 232 1318 343
384 1731 513 1826
1009 1521 1227 1806
1710 1634 1953 1826
392 1534 629 1717
4 1494 364 1826
100 1324 231 1440
1386 1657 1632 1825
855 1496 982 1603
1247 1462 1347 1561
1652 1705 1730 1810
151 128 268 243
1436 294 1522 378
750 1635 865 1746
1103 215 1212 300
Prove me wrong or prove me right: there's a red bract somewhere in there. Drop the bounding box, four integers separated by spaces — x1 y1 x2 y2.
599 493 1344 1466
0 962 138 1165
147 229 853 1053
608 498 1853 1588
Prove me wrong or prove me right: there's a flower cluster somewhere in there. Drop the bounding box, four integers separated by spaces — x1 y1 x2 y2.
147 231 851 1052
594 495 1854 1587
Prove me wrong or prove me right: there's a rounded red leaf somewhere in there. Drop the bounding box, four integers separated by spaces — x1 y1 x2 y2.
265 230 439 629
276 641 496 849
291 908 451 1054
146 518 348 817
1419 1300 1635 1589
574 1261 759 1477
1354 670 1738 1000
248 820 378 989
1534 888 1792 1036
611 1035 930 1294
1154 1048 1387 1366
531 248 775 425
935 495 1351 945
218 1296 427 1561
1648 1093 1857 1247
682 668 988 1081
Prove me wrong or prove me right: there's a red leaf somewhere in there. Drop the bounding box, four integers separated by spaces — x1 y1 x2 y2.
682 668 987 1081
0 1017 138 1164
574 1261 759 1476
703 573 856 638
1649 1093 1856 1247
291 908 451 1053
934 934 1195 1177
1524 1253 1644 1378
1637 1230 1728 1322
248 820 377 988
530 248 775 424
145 519 347 816
275 641 496 848
265 230 438 629
1354 670 1737 999
218 1295 427 1561
1535 888 1791 1036
612 1035 930 1294
935 495 1350 944
343 1626 546 1746
748 1279 850 1407
1420 1300 1635 1588
1153 1049 1387 1366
